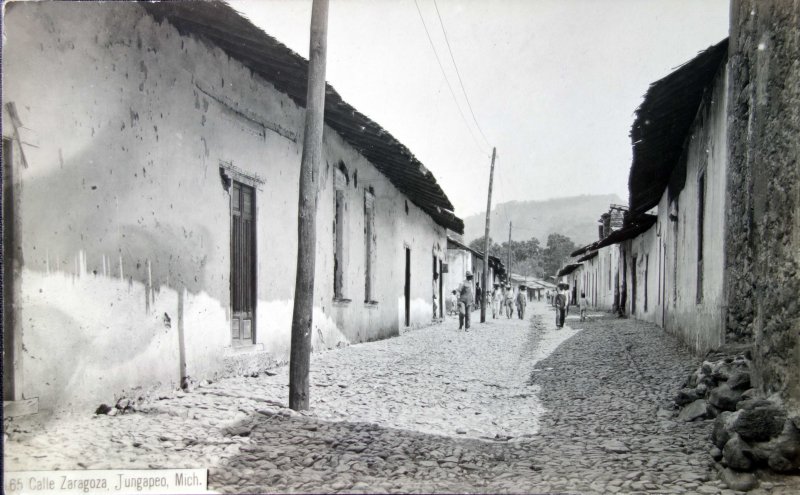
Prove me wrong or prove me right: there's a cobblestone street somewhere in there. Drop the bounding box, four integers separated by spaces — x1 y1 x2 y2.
5 301 798 493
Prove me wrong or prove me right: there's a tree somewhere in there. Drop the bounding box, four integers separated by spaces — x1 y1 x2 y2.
542 233 577 278
468 235 500 257
470 235 546 279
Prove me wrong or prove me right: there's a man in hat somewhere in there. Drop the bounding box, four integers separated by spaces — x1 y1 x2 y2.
505 284 515 318
554 287 567 328
492 283 503 319
516 285 528 319
457 271 475 330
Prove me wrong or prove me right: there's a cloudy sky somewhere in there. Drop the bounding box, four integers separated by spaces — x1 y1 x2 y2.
230 0 729 218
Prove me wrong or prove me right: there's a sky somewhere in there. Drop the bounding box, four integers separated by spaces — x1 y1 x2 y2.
230 0 729 218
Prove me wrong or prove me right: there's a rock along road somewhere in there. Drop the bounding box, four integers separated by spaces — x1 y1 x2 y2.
5 301 796 493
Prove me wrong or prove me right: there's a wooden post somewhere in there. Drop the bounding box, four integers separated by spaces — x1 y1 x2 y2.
507 221 512 282
480 148 496 323
289 0 329 412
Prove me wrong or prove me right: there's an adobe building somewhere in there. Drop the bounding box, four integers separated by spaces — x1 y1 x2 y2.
1 1 463 413
560 1 799 412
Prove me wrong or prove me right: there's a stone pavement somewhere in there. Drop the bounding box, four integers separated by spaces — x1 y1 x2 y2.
5 302 798 493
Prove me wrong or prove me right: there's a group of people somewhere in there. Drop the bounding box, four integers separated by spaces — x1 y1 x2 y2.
491 283 527 320
443 275 592 331
549 288 589 328
445 271 530 331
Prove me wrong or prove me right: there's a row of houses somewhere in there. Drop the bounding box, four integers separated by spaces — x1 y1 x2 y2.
557 1 799 414
444 236 505 301
2 1 467 413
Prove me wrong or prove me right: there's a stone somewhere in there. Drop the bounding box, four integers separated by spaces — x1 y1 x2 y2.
675 388 702 407
712 411 739 449
719 468 758 492
739 388 757 401
754 419 800 473
107 408 118 417
656 407 674 419
678 399 709 422
736 398 773 411
116 398 132 410
95 404 112 415
712 362 733 382
726 372 751 390
709 385 744 412
732 404 787 442
710 446 723 460
601 440 630 454
722 434 754 471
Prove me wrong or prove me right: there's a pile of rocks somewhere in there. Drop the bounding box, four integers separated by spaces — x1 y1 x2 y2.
674 354 755 422
673 352 800 491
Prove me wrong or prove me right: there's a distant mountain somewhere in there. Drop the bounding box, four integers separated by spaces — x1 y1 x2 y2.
462 194 625 248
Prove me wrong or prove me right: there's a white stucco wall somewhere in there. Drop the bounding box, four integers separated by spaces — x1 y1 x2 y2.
619 64 729 353
627 225 660 323
3 2 448 411
658 65 729 352
445 248 470 296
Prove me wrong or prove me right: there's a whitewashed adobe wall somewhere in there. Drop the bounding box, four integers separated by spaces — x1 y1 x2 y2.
626 225 660 324
643 65 729 353
2 2 446 412
445 249 471 298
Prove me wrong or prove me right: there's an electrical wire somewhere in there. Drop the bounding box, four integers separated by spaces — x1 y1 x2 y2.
432 0 492 149
413 0 490 156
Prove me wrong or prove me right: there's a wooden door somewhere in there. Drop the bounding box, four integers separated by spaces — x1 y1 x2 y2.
231 181 255 345
404 248 411 326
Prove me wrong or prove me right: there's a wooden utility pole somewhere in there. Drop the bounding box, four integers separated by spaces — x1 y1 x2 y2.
507 221 512 283
480 147 497 323
289 0 329 412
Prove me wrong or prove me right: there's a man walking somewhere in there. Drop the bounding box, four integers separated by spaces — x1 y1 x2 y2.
554 288 567 328
492 283 502 319
458 271 475 331
516 285 527 319
505 285 515 318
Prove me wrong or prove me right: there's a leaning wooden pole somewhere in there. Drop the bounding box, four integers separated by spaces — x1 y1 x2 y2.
480 147 496 323
507 221 512 281
289 0 329 411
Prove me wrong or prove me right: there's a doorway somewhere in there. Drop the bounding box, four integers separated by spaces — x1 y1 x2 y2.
231 180 256 345
404 247 411 326
439 259 444 318
631 255 638 315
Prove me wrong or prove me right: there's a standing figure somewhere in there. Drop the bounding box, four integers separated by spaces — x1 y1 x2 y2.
579 291 588 322
554 289 567 328
432 272 439 320
447 290 458 316
505 285 515 318
516 285 527 319
475 282 482 314
458 271 475 331
492 283 503 319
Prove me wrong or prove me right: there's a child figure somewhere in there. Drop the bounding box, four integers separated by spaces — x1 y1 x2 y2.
579 291 589 322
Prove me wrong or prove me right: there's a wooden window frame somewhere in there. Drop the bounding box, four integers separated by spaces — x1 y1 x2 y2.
333 166 349 302
697 171 706 304
364 188 377 304
220 162 263 347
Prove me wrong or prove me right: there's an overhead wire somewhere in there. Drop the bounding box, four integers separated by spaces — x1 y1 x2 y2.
413 0 490 156
432 0 492 150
